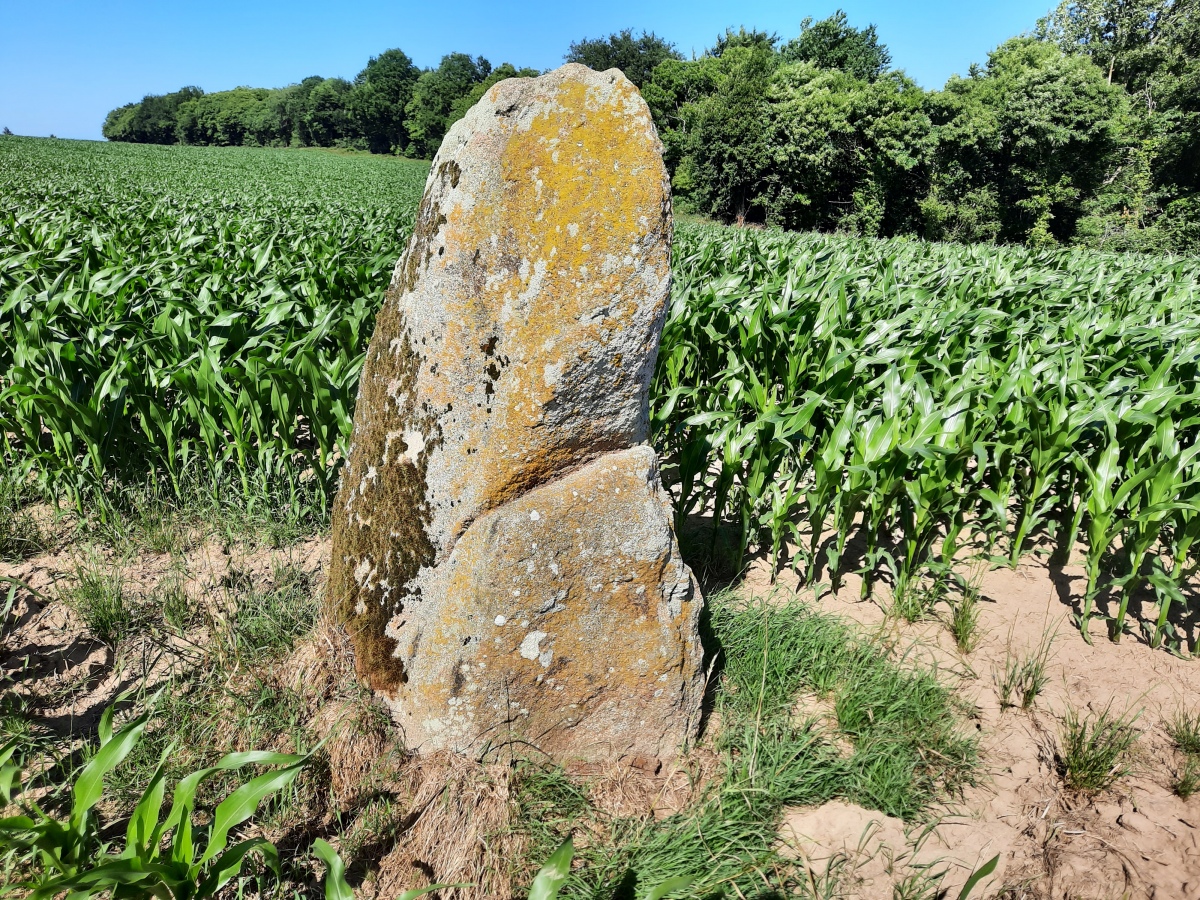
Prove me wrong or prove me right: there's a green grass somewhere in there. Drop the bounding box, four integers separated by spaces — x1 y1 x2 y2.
1166 707 1200 755
892 872 948 900
84 467 331 551
946 564 987 655
514 592 977 898
0 480 47 562
61 563 139 647
1058 703 1140 793
225 562 319 657
27 529 327 812
0 689 34 743
890 572 948 624
1175 756 1200 800
104 559 323 810
107 671 314 807
149 572 193 632
948 590 981 654
1167 707 1200 800
997 629 1054 711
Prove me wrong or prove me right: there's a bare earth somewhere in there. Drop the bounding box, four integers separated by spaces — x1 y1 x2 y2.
745 550 1200 899
5 511 1200 900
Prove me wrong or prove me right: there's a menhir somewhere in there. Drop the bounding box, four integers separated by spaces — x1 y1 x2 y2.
328 63 704 763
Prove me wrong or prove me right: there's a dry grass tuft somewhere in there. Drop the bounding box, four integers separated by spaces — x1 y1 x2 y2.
283 619 404 809
365 753 522 900
284 623 526 898
280 617 359 704
579 751 717 821
319 700 395 808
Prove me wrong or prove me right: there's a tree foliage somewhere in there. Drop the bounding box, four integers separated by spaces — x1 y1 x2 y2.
639 4 1199 251
348 49 420 154
924 37 1128 246
781 11 892 82
101 48 523 159
98 5 1200 252
565 29 681 87
704 26 779 59
103 87 203 143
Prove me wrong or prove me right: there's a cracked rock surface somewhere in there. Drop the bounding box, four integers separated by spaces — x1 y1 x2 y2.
328 63 704 762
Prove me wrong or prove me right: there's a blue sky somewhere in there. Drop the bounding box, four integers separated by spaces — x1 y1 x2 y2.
1 0 1054 141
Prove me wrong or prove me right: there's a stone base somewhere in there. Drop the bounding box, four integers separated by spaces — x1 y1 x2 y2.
384 445 704 762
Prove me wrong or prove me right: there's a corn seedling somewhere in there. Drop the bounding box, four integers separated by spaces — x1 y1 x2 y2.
0 697 316 900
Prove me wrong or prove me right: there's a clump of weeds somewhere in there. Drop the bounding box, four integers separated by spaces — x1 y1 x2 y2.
61 561 141 647
997 626 1055 711
1058 702 1140 793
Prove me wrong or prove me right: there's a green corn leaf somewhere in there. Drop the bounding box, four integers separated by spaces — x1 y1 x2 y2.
122 743 174 861
956 853 999 900
196 837 280 898
643 875 695 900
527 836 573 900
312 838 353 900
197 760 306 866
397 886 473 900
23 858 177 900
70 708 152 834
155 749 305 855
0 738 23 806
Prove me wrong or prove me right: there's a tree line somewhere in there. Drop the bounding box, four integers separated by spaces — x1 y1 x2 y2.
102 51 539 159
102 0 1198 253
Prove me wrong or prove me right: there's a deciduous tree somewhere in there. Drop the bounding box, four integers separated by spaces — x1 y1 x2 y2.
781 11 892 82
565 29 681 87
405 54 492 158
348 49 420 154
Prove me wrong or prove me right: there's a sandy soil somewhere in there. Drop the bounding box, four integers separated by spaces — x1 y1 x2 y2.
1 512 328 735
744 549 1200 899
4 515 1199 899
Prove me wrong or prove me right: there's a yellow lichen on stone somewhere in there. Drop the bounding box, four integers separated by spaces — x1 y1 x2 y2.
403 66 672 535
389 446 702 760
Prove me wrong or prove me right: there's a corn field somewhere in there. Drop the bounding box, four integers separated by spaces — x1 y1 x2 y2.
4 137 1200 645
655 224 1200 646
0 137 424 507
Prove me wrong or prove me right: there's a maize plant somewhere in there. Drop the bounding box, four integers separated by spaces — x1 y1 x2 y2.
0 699 313 900
653 223 1200 646
5 138 1200 646
0 136 425 516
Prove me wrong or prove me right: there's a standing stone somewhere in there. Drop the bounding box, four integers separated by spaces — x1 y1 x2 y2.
328 64 703 762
